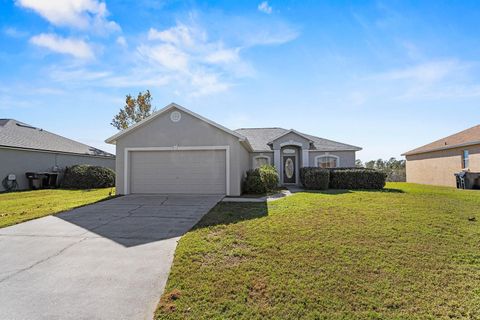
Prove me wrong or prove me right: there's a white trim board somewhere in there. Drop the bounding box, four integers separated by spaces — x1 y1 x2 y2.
123 146 231 196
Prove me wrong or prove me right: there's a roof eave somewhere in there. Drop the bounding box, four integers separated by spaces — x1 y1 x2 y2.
403 140 480 156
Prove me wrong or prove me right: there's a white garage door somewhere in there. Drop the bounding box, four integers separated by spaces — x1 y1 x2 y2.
129 150 226 194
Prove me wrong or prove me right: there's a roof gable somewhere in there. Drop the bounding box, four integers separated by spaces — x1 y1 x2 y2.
268 129 313 144
403 124 480 156
105 103 248 145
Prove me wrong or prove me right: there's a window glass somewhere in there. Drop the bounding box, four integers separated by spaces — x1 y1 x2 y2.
463 150 469 169
317 156 338 168
254 157 269 169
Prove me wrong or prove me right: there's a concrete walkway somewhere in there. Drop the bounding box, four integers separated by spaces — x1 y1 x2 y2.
0 194 223 320
222 188 298 203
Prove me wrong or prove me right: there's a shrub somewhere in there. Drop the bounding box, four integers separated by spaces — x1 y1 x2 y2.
328 168 386 190
61 165 115 189
243 165 279 194
300 167 330 190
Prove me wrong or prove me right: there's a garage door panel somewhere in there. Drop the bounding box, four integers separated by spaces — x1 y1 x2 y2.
130 150 226 194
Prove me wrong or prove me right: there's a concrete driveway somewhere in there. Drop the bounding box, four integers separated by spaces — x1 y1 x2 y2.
0 194 223 320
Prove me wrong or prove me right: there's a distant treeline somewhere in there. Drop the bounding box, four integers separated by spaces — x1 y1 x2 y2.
356 158 406 182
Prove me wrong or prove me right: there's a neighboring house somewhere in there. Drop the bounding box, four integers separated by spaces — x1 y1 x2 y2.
0 119 115 191
403 125 480 187
106 103 362 196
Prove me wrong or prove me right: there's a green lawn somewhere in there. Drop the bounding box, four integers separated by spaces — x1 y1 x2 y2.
156 183 480 320
0 188 115 228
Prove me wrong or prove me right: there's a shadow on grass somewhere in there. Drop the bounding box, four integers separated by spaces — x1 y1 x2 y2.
292 188 405 195
194 201 268 229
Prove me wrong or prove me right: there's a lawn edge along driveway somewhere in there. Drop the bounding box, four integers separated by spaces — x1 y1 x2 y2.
0 188 115 228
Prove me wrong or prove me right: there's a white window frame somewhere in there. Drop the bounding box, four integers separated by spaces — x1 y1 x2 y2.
252 155 271 169
315 154 340 168
123 146 230 195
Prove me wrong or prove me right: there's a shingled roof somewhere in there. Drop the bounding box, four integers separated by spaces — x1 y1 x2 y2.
235 127 362 152
403 125 480 156
0 119 114 158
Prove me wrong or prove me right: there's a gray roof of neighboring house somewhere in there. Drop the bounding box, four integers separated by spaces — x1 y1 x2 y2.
0 119 114 158
235 128 362 152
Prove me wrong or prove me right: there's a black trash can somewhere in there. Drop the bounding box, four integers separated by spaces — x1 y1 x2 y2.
25 172 42 190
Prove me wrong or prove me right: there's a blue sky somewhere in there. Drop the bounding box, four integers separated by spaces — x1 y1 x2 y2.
1 0 480 161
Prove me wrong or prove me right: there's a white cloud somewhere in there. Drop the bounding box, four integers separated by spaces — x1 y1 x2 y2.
379 60 464 84
137 44 189 72
189 72 231 96
140 23 235 95
116 36 127 47
3 27 28 38
30 33 94 59
148 24 197 47
258 1 272 14
15 0 120 34
205 48 240 64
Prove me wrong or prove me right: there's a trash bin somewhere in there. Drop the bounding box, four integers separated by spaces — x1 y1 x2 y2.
454 172 480 189
25 172 42 190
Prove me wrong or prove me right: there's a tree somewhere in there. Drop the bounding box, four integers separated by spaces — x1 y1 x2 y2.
362 157 406 182
111 90 155 130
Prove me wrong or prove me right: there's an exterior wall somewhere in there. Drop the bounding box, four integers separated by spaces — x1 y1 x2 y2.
114 107 250 196
0 148 115 191
308 151 356 168
406 145 480 187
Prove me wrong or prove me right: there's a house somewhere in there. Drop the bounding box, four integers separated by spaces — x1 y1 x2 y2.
106 103 362 196
0 119 115 191
403 125 480 187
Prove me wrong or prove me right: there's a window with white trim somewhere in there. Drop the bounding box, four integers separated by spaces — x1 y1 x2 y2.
316 155 339 168
253 156 270 169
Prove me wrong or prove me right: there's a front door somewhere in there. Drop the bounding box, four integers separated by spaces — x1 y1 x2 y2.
283 156 296 184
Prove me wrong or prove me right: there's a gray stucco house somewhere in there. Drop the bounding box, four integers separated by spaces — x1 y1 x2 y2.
0 119 115 191
106 103 362 196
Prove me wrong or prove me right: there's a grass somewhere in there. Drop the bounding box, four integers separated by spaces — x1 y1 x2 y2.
156 183 480 319
0 188 115 228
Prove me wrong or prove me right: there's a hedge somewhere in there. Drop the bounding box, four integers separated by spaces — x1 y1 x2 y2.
299 167 386 190
61 165 115 189
328 168 386 190
244 165 279 194
300 168 330 190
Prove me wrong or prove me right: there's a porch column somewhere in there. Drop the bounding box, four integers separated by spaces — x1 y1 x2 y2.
302 149 309 167
274 149 281 184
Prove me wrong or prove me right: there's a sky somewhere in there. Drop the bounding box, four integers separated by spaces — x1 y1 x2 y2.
1 0 480 161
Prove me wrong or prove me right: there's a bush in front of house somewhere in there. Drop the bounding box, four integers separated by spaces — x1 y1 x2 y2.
243 165 279 194
61 164 115 189
299 167 386 190
328 168 386 190
300 167 330 190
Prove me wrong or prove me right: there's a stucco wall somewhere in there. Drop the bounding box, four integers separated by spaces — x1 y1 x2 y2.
308 151 356 168
114 107 250 196
0 148 115 191
406 145 480 187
